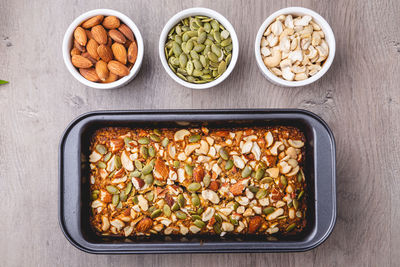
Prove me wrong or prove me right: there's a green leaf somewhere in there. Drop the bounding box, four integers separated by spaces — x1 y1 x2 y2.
0 80 9 84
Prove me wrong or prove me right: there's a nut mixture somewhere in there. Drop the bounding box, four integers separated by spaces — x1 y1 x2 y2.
260 14 329 81
89 126 307 237
165 16 232 84
70 15 138 83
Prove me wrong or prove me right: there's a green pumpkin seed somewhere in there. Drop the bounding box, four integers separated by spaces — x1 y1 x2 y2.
263 206 275 215
213 31 221 43
203 174 211 187
115 156 122 169
172 41 182 56
171 202 180 211
230 217 239 226
256 188 267 199
192 69 203 77
241 166 252 178
214 214 222 224
293 199 299 210
297 190 304 200
225 159 234 170
120 190 128 202
219 147 229 160
154 179 165 186
189 134 201 142
197 32 207 44
163 204 171 217
144 174 154 185
125 182 133 195
175 211 187 220
211 20 219 31
149 134 160 142
213 223 222 234
255 168 265 181
207 52 218 62
132 170 141 178
247 186 259 193
280 176 288 187
112 194 120 206
188 182 201 192
204 22 211 33
151 209 162 219
193 44 205 53
191 193 200 206
233 202 239 210
186 60 194 75
221 38 232 47
142 163 153 175
140 146 148 159
96 144 107 154
217 61 227 75
148 206 156 214
91 192 98 200
194 220 205 228
132 196 139 204
138 137 150 145
185 164 193 176
199 55 207 67
103 152 112 162
278 215 287 220
286 223 296 232
97 161 106 169
175 35 182 44
106 185 119 194
225 54 232 64
193 59 203 70
178 194 186 208
148 146 155 157
161 137 169 147
298 170 303 183
146 191 154 202
260 177 273 183
173 160 180 168
197 207 204 215
191 214 202 221
134 160 142 171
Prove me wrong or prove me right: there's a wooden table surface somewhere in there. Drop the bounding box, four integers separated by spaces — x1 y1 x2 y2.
1 0 399 266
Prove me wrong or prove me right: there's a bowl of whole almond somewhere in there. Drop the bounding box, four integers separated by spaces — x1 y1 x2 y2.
63 9 144 89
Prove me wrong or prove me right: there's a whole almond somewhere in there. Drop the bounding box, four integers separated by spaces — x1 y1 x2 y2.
111 43 127 65
71 55 93 68
85 29 93 40
128 41 138 64
106 36 113 47
74 26 87 46
91 25 108 45
95 60 109 82
81 52 97 64
82 15 104 28
87 39 100 60
74 39 85 52
109 29 126 44
102 72 118 83
79 68 100 82
70 47 81 56
97 44 113 62
103 16 120 29
108 60 130 77
118 24 135 41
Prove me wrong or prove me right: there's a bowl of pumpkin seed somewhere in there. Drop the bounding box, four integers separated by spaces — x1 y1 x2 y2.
159 7 239 89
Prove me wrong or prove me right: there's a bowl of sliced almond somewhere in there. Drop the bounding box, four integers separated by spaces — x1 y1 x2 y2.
62 9 144 89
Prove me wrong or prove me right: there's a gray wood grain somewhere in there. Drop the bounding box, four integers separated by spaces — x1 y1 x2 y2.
0 0 399 266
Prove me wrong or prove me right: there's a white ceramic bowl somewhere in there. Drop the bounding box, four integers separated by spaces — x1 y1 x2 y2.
62 9 144 89
255 7 335 87
159 7 239 89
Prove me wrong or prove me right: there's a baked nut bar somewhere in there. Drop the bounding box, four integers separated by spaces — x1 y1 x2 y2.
89 126 307 237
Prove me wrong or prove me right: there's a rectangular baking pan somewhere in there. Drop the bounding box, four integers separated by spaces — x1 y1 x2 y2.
59 109 336 254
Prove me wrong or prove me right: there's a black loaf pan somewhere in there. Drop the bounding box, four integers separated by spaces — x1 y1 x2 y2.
59 109 336 254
